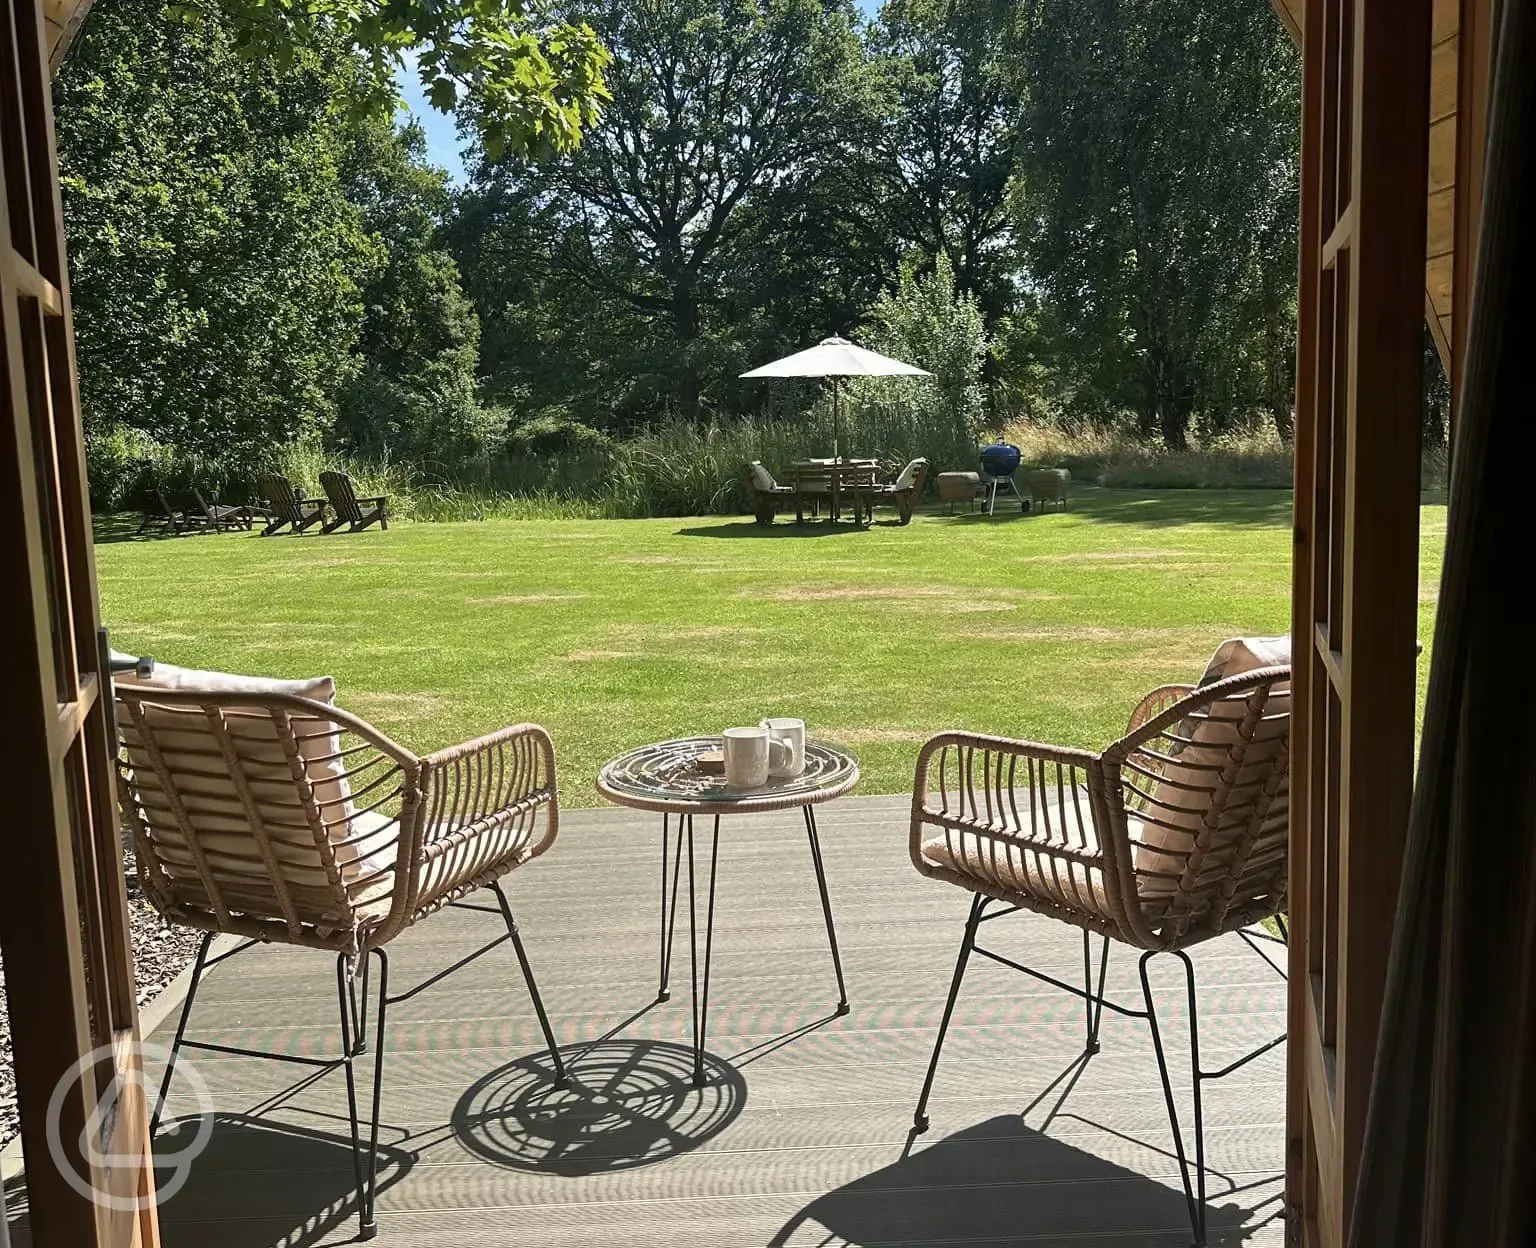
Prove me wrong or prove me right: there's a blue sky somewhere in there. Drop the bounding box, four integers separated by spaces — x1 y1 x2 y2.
395 51 469 184
393 1 882 187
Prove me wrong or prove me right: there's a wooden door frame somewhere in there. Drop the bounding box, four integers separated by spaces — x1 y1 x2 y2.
1287 0 1435 1242
1 0 158 1243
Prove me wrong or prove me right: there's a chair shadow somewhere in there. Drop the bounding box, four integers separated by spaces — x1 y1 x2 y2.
151 1112 412 1247
452 1038 746 1176
766 1115 1266 1247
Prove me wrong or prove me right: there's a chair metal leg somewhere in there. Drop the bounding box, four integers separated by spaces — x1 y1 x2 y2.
357 949 389 1240
1139 949 1206 1248
354 951 370 1054
802 806 849 1014
913 894 986 1133
658 812 685 1003
490 879 568 1089
336 952 365 1215
150 931 213 1135
1083 930 1110 1054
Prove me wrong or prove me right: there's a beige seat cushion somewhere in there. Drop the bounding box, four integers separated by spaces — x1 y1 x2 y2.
920 792 1111 916
893 459 925 491
937 471 983 501
115 664 380 921
1132 638 1292 896
1025 468 1070 501
749 462 778 492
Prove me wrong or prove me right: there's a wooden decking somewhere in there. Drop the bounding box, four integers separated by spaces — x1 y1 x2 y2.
18 794 1289 1246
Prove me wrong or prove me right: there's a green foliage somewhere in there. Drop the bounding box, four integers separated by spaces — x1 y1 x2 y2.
507 413 615 457
1011 0 1301 450
84 426 178 511
67 0 1310 516
334 119 505 464
868 0 1022 322
857 252 990 439
178 0 611 159
455 0 880 423
56 0 374 464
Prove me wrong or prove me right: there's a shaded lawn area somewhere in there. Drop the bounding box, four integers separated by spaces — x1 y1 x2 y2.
94 488 1447 804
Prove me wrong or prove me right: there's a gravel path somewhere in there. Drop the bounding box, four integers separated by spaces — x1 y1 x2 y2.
0 855 202 1149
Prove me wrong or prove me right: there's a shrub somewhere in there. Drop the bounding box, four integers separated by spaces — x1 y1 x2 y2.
85 426 176 510
507 413 616 458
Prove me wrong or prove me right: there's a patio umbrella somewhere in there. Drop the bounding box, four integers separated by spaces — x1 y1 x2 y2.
740 336 931 459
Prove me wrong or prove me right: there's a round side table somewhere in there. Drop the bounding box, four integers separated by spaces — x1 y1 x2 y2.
597 737 859 1085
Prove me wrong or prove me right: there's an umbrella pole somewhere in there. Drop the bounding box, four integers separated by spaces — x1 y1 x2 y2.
833 376 840 461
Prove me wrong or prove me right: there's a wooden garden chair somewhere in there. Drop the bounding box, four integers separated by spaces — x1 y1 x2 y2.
874 457 929 525
113 667 565 1240
320 470 389 533
257 474 327 536
746 461 796 525
907 640 1291 1247
191 486 252 532
138 486 192 535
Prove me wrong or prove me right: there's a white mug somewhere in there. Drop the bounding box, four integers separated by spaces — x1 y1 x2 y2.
760 717 806 778
723 726 791 788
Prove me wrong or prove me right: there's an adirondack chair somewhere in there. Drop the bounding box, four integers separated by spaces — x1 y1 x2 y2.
257 474 327 536
320 471 388 533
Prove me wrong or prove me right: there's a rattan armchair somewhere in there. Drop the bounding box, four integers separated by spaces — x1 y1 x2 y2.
114 679 565 1240
908 661 1291 1247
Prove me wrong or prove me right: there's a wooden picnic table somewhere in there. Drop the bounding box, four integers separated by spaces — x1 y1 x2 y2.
789 458 881 527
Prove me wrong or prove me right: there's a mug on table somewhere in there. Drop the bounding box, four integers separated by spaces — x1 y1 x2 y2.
759 717 806 778
722 726 793 787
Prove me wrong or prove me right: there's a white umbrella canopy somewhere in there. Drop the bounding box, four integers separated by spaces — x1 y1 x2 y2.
740 336 931 458
740 335 932 380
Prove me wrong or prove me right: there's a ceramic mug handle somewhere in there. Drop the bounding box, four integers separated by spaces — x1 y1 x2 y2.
768 738 793 777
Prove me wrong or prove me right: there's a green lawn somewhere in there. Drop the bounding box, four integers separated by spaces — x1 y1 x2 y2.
95 489 1447 804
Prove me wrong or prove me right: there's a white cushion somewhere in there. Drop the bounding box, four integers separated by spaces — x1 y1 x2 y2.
893 459 924 490
749 462 777 492
1196 635 1291 685
115 664 380 916
1132 638 1291 897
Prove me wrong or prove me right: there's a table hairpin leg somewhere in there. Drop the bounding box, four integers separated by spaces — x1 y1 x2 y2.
686 812 722 1087
803 806 849 1015
657 813 686 1002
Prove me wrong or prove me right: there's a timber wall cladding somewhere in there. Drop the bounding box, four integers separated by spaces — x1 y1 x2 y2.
1272 0 1462 372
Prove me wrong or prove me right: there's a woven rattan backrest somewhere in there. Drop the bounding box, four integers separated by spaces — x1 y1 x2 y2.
114 687 420 948
1104 665 1291 943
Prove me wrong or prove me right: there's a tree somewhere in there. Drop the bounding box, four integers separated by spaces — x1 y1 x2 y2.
181 0 612 159
464 0 876 420
56 0 375 465
336 120 500 464
860 252 988 437
868 0 1021 324
1012 0 1300 449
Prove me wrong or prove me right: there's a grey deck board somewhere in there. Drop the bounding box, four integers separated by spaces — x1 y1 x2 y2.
10 795 1288 1246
